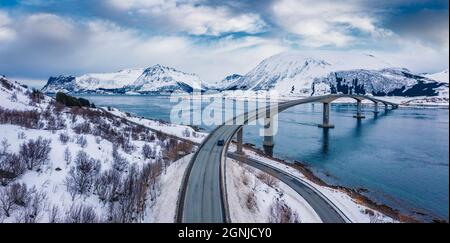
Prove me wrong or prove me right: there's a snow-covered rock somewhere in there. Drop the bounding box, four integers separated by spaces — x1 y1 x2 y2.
230 51 445 97
42 65 205 94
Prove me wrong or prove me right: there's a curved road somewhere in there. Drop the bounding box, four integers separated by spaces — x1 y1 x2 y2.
177 94 397 223
228 153 351 223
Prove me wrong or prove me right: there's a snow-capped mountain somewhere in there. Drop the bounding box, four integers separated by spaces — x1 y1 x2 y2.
42 68 144 93
425 69 449 83
207 74 243 90
42 65 205 94
126 64 205 93
230 51 446 97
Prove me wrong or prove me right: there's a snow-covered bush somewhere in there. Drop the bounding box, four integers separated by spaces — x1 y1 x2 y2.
73 121 91 134
63 147 72 165
245 192 258 212
0 138 10 155
95 169 122 203
64 204 98 223
59 132 70 145
112 146 128 172
182 128 191 137
0 108 40 129
75 135 87 148
257 172 278 188
17 132 26 140
141 143 153 160
15 189 46 223
65 151 101 199
0 184 19 217
0 153 26 185
268 199 300 223
19 137 51 171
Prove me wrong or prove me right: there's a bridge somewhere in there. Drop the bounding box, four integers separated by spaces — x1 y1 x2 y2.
176 94 398 223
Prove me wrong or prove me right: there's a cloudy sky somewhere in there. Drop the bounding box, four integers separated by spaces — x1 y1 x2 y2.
0 0 448 86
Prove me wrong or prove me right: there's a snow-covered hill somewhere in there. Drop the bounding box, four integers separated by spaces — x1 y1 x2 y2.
1 77 197 222
42 65 205 94
227 51 446 97
425 69 449 83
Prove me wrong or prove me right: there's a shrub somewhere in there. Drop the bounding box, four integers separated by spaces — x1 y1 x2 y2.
64 204 98 223
257 172 278 188
65 151 101 199
268 199 300 223
59 132 70 145
55 92 91 108
29 89 44 104
0 108 40 129
0 138 10 155
64 147 72 165
19 137 51 171
112 146 128 172
0 185 18 217
76 135 88 148
73 121 91 134
0 78 13 90
245 192 258 212
141 144 153 160
17 132 26 140
0 153 26 185
95 169 122 203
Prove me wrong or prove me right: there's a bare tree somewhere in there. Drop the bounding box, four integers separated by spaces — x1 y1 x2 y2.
65 151 101 199
0 185 17 217
18 189 46 223
112 146 128 172
19 137 51 170
49 205 61 223
0 153 26 185
75 135 87 148
95 169 122 203
0 138 10 155
17 131 26 140
64 204 98 223
64 147 72 165
59 132 70 145
141 144 153 160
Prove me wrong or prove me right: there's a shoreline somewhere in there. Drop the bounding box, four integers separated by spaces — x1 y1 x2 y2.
239 143 447 223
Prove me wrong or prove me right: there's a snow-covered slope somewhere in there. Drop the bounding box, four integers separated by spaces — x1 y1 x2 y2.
0 77 196 222
232 51 445 97
425 69 449 83
42 65 205 94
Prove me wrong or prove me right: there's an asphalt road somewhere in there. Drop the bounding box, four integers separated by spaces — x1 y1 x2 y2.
228 153 350 223
182 125 239 223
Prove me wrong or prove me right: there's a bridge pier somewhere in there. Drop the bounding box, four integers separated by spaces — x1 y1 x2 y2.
236 127 243 155
374 102 379 114
353 100 366 119
384 103 389 111
318 102 334 128
263 115 274 156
